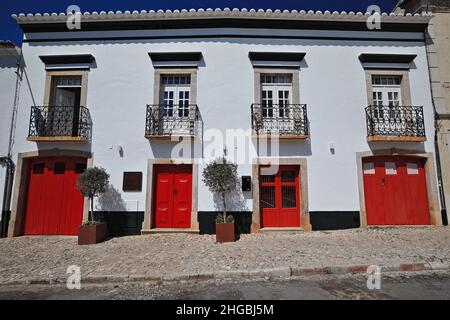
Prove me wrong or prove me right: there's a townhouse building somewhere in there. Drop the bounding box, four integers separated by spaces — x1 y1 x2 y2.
4 8 445 237
394 0 450 226
0 41 21 237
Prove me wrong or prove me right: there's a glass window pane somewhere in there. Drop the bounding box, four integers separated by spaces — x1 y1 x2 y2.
33 163 45 174
407 163 419 175
54 163 66 175
260 174 275 183
260 186 276 208
281 171 296 183
363 162 375 175
282 186 297 208
75 163 87 174
385 162 397 175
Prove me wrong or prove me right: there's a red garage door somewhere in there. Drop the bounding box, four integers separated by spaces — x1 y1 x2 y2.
24 157 87 235
363 156 430 226
260 165 301 228
153 164 192 229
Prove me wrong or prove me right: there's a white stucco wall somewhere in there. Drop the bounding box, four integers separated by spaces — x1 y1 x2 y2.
0 52 19 219
11 27 436 215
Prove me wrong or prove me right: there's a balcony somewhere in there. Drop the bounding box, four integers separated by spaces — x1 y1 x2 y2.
27 106 92 142
145 104 200 140
251 104 309 139
365 105 426 142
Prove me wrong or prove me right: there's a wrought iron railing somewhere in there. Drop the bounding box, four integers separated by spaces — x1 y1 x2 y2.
28 106 92 140
251 104 309 137
365 105 425 138
145 104 200 137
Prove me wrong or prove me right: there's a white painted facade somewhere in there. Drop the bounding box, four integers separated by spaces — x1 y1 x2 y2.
6 9 441 232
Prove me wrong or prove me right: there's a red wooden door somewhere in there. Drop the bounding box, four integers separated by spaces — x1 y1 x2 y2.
24 157 86 235
154 165 192 229
260 165 300 228
363 156 430 226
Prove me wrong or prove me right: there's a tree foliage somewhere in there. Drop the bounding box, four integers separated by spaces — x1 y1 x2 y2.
202 157 238 223
77 167 110 223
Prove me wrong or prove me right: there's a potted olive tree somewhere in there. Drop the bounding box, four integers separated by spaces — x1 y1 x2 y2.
202 157 239 243
76 167 110 245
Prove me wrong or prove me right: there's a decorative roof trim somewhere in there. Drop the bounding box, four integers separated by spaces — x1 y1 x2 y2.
12 8 431 33
0 40 18 48
12 8 431 20
358 53 417 63
0 40 21 55
39 54 95 64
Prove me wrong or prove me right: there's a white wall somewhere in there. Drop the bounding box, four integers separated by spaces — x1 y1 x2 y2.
12 27 436 214
0 53 19 219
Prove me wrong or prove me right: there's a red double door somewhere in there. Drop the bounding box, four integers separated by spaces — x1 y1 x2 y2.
24 157 86 235
363 156 430 226
260 165 301 228
153 164 192 229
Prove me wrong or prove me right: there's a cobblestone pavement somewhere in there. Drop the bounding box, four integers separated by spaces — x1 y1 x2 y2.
0 227 449 285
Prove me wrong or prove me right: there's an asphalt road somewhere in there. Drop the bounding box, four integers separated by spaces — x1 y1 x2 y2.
0 271 449 300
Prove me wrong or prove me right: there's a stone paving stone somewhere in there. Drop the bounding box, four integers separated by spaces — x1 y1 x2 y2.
0 227 449 284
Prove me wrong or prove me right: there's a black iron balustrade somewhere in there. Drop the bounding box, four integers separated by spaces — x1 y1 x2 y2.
145 104 200 137
28 106 92 140
365 105 425 139
251 104 309 137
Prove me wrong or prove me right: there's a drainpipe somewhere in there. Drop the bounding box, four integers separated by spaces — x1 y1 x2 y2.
0 46 23 238
434 115 449 225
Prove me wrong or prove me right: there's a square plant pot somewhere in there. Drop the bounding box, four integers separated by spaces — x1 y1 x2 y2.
216 222 236 243
78 222 108 245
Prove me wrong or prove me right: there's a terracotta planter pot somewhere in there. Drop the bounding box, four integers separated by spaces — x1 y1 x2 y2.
216 222 235 243
78 222 108 245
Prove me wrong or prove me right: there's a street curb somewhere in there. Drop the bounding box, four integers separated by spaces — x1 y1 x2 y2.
2 262 449 287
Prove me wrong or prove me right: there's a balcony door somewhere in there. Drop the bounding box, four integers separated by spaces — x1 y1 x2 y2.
160 75 191 118
260 74 297 135
261 74 292 118
49 76 82 137
158 75 192 135
372 75 402 107
370 75 413 135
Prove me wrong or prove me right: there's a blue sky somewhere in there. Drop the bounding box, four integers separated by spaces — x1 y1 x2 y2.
0 0 398 45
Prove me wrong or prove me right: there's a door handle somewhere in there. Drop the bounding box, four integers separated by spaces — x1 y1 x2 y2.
381 177 385 187
174 189 178 195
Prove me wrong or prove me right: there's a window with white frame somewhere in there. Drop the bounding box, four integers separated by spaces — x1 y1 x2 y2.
160 75 191 118
371 75 402 107
261 74 293 118
50 76 82 107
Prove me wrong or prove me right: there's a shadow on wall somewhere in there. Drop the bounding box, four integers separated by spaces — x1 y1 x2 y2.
368 142 426 154
96 184 127 211
212 182 249 212
148 140 202 160
257 140 312 158
94 184 144 236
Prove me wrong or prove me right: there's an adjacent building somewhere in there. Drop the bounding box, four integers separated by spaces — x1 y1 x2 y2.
394 0 450 225
5 8 446 237
0 40 21 237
